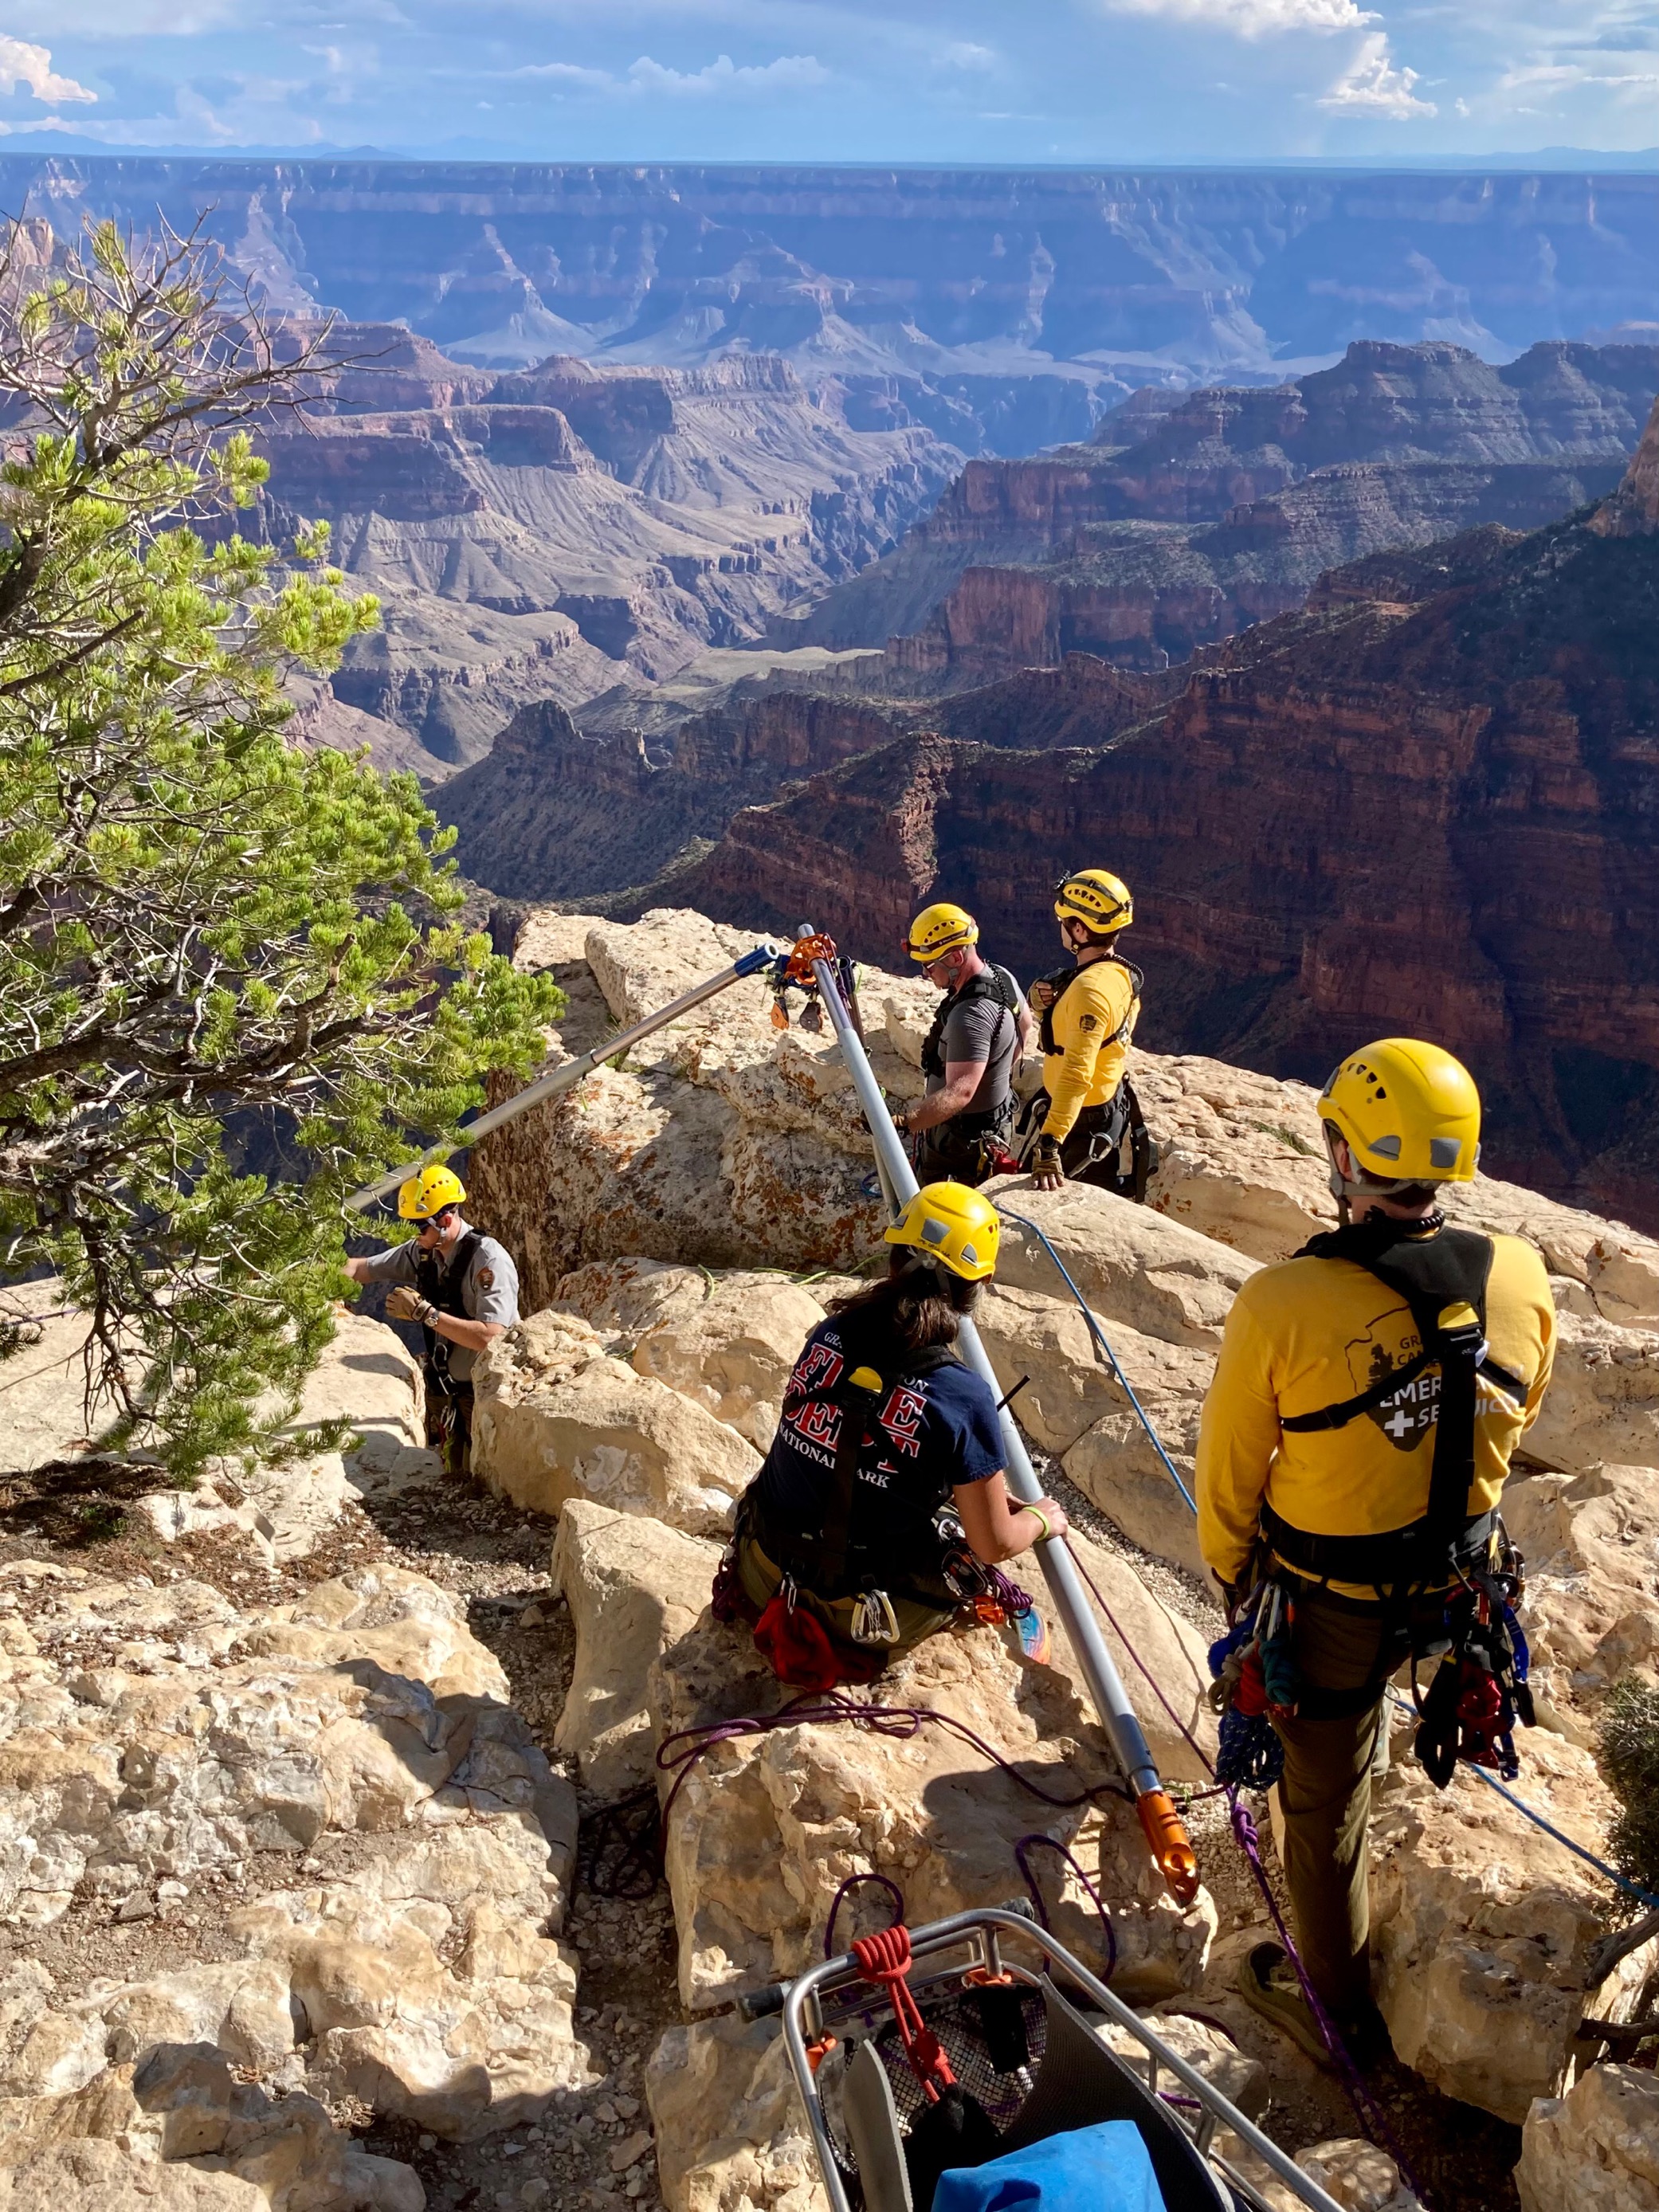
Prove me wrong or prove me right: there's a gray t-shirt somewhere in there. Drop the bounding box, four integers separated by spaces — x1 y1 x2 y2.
924 967 1029 1116
359 1221 520 1383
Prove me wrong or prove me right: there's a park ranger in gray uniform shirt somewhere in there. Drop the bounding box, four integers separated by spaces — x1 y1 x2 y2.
892 901 1037 1186
346 1163 520 1479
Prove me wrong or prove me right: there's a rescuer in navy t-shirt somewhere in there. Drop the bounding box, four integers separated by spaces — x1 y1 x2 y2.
730 1181 1068 1663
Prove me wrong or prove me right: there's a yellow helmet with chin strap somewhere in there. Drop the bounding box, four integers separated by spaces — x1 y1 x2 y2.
1319 1039 1481 1186
884 1181 1000 1281
1053 868 1132 935
904 902 979 966
398 1163 467 1220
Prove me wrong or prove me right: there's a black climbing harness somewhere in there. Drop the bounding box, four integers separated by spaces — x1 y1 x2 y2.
1256 1218 1536 1777
918 965 1022 1082
1033 955 1143 1060
416 1228 484 1391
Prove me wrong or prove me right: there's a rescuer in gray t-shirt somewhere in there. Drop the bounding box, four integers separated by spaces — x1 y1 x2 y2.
891 901 1037 1187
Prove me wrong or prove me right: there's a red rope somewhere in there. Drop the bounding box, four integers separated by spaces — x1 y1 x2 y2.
851 1924 955 2101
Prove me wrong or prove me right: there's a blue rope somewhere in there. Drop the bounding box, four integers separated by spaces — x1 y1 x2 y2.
993 1204 1198 1515
1379 1691 1659 1914
998 1198 1659 1924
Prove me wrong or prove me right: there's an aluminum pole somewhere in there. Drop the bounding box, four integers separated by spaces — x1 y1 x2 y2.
343 940 783 1215
807 943 1198 1901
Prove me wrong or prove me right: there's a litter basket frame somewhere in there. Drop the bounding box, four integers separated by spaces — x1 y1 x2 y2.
778 1907 1347 2212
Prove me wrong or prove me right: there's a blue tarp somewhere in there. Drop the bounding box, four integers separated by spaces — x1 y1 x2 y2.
933 2121 1166 2212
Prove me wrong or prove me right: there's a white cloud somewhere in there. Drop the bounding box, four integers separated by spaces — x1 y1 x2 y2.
626 52 830 93
0 36 96 104
1102 0 1375 37
515 61 615 86
516 50 830 96
940 41 997 69
1318 31 1436 113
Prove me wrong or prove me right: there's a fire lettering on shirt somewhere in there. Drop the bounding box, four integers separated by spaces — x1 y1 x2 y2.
878 1384 928 1458
791 1396 841 1449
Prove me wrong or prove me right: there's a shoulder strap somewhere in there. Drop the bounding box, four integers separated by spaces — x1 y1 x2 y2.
1281 1224 1496 1563
421 1230 484 1317
802 1344 960 1593
921 971 1016 1077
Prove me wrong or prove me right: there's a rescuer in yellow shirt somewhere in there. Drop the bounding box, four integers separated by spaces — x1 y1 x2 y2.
1194 1039 1555 2063
1027 869 1155 1199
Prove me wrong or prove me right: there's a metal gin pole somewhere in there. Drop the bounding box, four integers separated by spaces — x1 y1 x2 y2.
806 935 1199 1903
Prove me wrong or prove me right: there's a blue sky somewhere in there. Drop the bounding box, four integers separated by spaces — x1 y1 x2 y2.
4 0 1657 164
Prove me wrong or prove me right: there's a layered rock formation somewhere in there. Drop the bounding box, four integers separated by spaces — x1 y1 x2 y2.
254 339 958 778
645 398 1659 1227
15 159 1659 386
779 339 1659 673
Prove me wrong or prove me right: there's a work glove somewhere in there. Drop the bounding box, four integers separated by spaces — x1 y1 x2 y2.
1027 979 1057 1014
1029 1134 1065 1191
385 1284 435 1325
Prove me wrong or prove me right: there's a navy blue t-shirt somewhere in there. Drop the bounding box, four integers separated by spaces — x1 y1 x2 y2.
753 1318 1006 1570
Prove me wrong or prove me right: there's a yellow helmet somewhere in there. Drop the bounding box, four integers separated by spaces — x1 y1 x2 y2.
904 902 979 965
1053 869 1132 935
1319 1040 1481 1185
884 1181 1000 1281
398 1163 468 1219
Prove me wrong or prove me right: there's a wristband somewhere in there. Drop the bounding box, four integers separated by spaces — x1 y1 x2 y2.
1020 1504 1052 1540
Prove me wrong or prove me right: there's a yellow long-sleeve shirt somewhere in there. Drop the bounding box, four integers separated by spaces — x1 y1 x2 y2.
1040 958 1139 1142
1195 1231 1555 1600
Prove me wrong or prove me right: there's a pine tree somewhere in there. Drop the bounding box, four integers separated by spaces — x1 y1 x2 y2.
0 218 562 1473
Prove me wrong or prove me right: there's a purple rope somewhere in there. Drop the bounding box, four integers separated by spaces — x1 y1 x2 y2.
1014 1833 1118 1986
1067 1548 1218 1784
1228 1792 1431 2209
825 1871 906 1959
655 1688 1131 1830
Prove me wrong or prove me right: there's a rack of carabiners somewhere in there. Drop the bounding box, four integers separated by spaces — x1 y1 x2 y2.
763 931 862 1039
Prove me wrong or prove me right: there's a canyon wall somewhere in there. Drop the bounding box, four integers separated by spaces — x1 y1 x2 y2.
250 335 959 775
10 159 1659 390
654 414 1659 1226
781 339 1659 669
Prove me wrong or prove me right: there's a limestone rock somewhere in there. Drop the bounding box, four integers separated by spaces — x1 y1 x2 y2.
646 2014 826 2212
553 1259 714 1352
974 1282 1128 1456
648 1610 1215 2014
1518 2060 1659 2212
473 1310 760 1536
514 911 610 970
1103 2007 1267 2119
586 910 784 1037
984 1179 1258 1349
0 2139 265 2209
1045 1530 1218 1783
1525 1312 1659 1478
1059 1332 1215 1585
0 1563 584 2157
1502 1467 1659 1731
629 1274 828 1450
1217 2133 1420 2212
276 1309 426 1457
1131 1055 1334 1262
1368 1722 1657 2124
552 1500 722 1795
